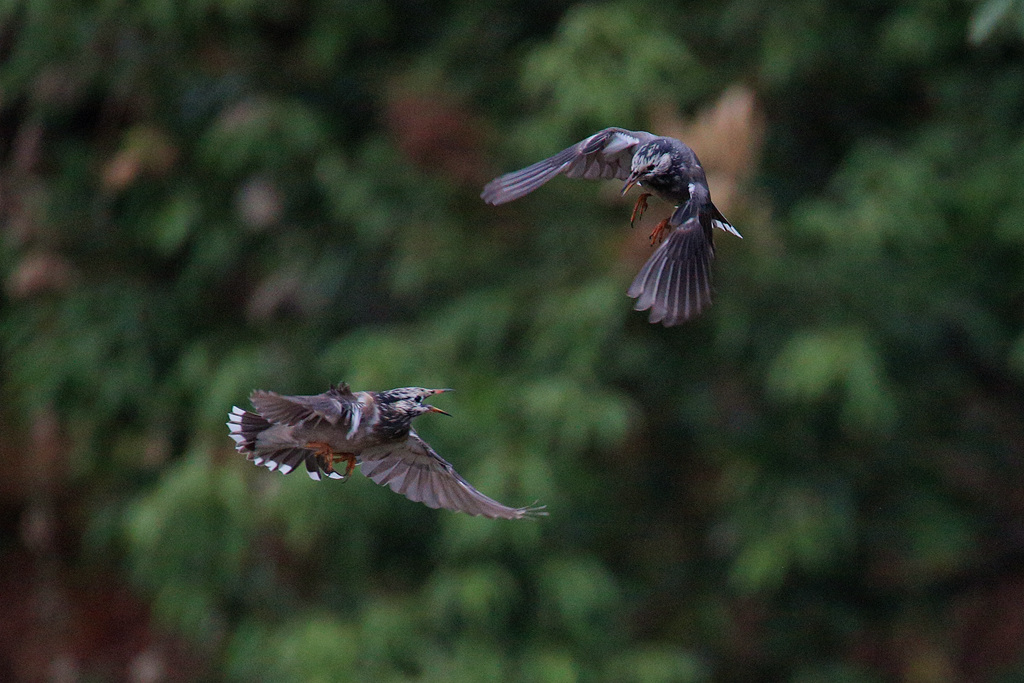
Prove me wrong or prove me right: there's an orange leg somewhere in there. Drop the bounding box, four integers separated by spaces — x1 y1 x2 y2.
649 218 672 245
306 441 343 478
305 442 358 480
630 192 652 229
333 452 357 479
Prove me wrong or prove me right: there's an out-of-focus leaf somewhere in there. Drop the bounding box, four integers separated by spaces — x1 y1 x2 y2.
519 646 581 683
226 614 360 682
521 3 706 128
419 639 506 682
125 451 252 635
427 562 521 630
519 376 632 453
537 557 620 644
605 645 710 683
890 488 978 582
791 663 880 683
199 98 331 177
725 478 855 594
151 189 201 254
969 0 1019 43
767 328 896 433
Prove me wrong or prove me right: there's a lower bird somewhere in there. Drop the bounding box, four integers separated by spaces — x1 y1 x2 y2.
482 127 741 326
228 383 544 520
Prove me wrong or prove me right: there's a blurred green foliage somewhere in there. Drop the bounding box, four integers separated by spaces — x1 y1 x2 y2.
2 0 1024 680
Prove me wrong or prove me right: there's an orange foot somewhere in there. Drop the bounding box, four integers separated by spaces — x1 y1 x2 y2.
630 192 652 229
649 218 671 245
333 452 357 479
306 441 336 476
306 441 356 480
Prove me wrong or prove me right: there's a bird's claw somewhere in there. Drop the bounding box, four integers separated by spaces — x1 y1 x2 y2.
649 219 671 245
333 452 357 479
307 441 356 480
630 193 652 229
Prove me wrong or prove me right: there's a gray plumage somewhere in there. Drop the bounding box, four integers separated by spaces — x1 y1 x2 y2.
482 127 740 325
227 383 545 520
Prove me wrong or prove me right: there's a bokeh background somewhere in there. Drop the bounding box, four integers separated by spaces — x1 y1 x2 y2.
2 0 1024 680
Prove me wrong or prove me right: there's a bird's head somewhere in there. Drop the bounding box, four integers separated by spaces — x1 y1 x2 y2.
622 139 677 195
376 387 452 421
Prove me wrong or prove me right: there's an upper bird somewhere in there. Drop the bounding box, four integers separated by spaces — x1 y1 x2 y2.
227 383 544 520
482 127 741 326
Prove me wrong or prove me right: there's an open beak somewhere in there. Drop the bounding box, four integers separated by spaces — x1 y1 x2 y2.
621 172 641 196
427 388 452 415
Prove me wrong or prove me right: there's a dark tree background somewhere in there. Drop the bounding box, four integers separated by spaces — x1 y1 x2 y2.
2 0 1024 680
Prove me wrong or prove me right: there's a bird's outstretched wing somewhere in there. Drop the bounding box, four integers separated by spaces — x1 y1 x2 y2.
249 383 362 434
481 127 656 205
358 431 546 520
627 207 714 326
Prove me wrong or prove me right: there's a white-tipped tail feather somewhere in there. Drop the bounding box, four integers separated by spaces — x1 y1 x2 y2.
227 406 343 481
627 220 713 326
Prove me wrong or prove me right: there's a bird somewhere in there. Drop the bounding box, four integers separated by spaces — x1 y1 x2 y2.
227 383 545 520
482 127 741 326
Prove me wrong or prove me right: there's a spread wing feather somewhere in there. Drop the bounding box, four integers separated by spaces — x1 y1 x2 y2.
249 383 361 432
481 127 656 205
358 432 546 520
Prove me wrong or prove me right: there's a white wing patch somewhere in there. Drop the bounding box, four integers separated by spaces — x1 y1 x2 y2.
604 131 640 154
346 402 362 439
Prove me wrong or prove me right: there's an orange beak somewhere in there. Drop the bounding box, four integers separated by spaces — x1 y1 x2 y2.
427 388 452 415
621 173 641 195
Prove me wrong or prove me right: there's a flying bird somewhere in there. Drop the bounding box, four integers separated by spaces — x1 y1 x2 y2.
227 383 544 520
482 127 741 325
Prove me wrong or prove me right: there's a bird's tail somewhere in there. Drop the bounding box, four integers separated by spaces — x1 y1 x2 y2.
227 406 344 480
627 214 713 326
227 406 270 454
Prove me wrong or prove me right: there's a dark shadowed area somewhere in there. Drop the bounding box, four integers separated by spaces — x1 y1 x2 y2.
2 1 1024 680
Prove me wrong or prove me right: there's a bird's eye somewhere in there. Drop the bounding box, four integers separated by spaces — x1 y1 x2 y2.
415 396 423 403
